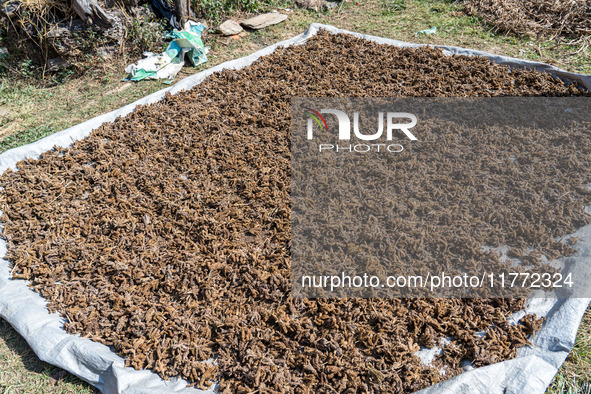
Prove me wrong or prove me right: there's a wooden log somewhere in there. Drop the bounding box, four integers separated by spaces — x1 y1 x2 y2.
71 0 114 29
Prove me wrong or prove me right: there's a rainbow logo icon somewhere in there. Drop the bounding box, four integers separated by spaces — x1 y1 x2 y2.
304 108 328 132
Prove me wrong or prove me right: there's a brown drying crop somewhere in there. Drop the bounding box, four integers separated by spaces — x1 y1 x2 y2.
1 30 590 392
464 0 591 40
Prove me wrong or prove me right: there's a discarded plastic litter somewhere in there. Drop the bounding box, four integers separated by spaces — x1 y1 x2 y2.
415 26 437 36
149 0 181 30
124 52 183 82
125 21 208 82
165 21 208 66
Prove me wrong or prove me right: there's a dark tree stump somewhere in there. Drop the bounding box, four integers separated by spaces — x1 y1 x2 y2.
174 0 189 28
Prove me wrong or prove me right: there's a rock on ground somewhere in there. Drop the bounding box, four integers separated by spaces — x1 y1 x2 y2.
295 0 327 11
240 12 287 30
217 20 243 36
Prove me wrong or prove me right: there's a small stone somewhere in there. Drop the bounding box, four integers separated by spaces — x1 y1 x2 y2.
46 57 69 72
229 31 248 40
295 0 326 11
217 20 243 36
96 46 117 59
46 25 70 39
240 13 287 30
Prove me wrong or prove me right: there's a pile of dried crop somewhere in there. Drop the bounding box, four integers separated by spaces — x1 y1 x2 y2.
464 0 591 40
1 31 590 392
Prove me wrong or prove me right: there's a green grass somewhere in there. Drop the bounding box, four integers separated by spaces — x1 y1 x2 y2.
548 309 591 394
0 73 170 151
0 319 97 393
0 126 56 152
0 0 589 392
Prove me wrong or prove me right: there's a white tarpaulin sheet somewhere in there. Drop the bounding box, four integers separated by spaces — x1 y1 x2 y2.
0 23 589 394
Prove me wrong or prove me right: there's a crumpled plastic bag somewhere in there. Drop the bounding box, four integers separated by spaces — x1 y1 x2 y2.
125 21 208 82
124 51 184 81
165 21 208 67
415 26 437 36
